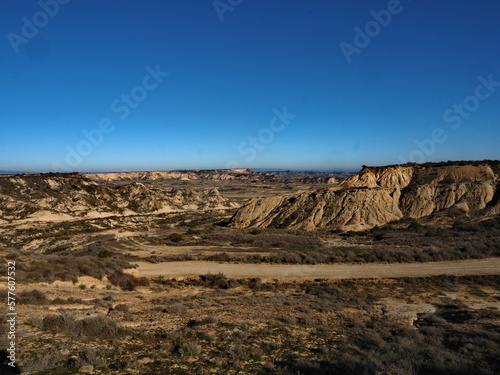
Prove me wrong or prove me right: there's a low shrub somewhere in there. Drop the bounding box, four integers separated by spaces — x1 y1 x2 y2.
114 304 129 312
167 233 184 243
178 341 202 356
41 313 118 338
19 289 48 304
108 271 149 291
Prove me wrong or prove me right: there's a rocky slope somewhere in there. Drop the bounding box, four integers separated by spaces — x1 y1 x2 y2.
86 169 253 182
229 161 500 231
85 169 348 185
0 173 236 223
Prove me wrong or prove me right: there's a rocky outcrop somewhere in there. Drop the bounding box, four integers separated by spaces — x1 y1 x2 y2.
0 174 236 222
229 161 500 231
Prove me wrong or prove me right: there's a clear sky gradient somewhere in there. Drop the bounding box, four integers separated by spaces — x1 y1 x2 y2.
1 0 499 172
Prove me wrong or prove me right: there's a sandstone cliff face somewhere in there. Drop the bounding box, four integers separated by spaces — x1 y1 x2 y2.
229 162 500 231
0 174 235 222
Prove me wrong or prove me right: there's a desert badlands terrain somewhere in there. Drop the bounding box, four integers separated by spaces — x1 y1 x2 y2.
0 161 499 374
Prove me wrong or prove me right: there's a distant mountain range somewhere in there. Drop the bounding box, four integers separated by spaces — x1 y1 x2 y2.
0 171 37 175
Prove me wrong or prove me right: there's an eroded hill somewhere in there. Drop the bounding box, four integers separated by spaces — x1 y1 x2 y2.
85 169 348 185
229 161 500 231
0 173 235 223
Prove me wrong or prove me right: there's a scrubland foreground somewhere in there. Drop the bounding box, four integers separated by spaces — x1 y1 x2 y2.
0 161 499 374
0 275 499 374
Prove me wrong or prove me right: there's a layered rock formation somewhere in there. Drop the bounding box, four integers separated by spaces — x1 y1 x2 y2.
229 161 500 231
0 174 235 222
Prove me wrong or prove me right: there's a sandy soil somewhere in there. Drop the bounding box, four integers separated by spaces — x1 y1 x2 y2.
135 257 500 281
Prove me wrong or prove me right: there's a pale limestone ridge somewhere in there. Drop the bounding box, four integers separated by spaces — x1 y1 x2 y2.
229 161 500 231
0 174 235 222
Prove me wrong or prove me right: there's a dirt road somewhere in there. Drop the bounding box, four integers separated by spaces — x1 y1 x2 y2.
135 258 500 281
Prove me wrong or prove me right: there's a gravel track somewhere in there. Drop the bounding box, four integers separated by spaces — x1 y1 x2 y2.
135 258 500 281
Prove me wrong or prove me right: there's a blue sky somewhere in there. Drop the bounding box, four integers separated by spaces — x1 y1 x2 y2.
1 0 499 172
